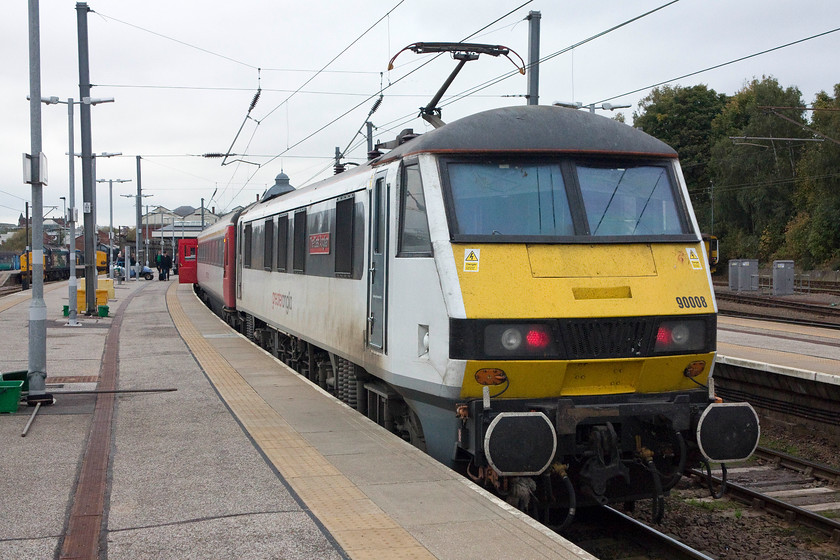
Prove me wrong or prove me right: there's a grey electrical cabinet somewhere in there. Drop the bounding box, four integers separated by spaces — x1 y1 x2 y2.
728 259 758 291
772 260 794 296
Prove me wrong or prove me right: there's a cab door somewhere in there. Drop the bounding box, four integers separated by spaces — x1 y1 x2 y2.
367 173 389 351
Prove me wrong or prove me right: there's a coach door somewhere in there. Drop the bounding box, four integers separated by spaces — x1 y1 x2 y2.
236 223 244 300
367 173 389 351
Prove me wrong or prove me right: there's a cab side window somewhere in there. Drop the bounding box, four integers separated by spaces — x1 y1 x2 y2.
398 163 432 256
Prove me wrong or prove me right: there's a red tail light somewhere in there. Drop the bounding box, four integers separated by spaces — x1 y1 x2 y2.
656 326 673 345
526 328 551 349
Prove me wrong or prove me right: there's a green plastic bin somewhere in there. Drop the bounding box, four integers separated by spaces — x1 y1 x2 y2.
98 305 109 317
0 380 24 413
1 370 28 393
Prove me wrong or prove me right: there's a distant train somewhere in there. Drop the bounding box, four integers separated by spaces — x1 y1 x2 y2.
0 251 19 271
20 246 108 281
702 233 719 274
190 43 759 521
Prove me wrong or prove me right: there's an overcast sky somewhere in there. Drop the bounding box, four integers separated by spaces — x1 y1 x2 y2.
2 0 838 229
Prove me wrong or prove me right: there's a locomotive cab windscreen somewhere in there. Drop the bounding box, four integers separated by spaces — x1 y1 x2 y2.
440 158 693 241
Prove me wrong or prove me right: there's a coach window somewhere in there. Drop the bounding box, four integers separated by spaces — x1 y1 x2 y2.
335 196 354 275
398 163 432 256
276 214 288 272
243 223 253 268
293 210 306 273
264 218 274 270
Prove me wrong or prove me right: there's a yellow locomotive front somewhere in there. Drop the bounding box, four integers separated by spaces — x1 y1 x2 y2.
415 107 759 514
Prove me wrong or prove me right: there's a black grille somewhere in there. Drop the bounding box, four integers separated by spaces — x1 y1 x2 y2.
560 318 654 359
449 315 714 361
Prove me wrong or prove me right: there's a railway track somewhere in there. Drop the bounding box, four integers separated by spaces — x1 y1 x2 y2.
560 506 716 559
687 446 840 543
715 290 840 328
0 275 78 299
0 284 21 298
798 278 840 297
716 289 840 317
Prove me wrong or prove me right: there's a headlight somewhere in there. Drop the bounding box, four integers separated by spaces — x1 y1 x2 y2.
654 319 707 354
500 328 522 350
484 324 557 357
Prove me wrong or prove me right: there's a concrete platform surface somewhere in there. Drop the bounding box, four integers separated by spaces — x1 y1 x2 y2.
717 315 840 385
0 279 593 560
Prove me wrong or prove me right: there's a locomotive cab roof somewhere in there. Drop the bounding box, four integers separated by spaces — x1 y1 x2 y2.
375 105 677 164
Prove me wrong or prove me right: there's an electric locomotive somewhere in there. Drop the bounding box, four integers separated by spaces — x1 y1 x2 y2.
194 102 759 519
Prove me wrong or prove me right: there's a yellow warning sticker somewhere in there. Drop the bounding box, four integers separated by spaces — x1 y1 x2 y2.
464 249 480 272
686 247 703 270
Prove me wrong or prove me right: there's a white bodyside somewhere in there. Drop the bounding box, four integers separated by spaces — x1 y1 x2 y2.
235 158 465 398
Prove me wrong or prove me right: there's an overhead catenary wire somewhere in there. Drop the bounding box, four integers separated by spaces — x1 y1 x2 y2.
0 188 29 201
764 108 840 146
95 2 410 213
216 0 408 208
250 0 537 191
594 26 840 105
403 10 838 139
432 0 681 113
336 95 385 165
686 172 840 197
93 2 537 212
257 0 407 124
88 3 837 217
349 0 678 147
220 70 263 166
94 11 259 69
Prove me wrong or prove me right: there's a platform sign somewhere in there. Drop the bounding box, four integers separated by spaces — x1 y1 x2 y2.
464 249 480 272
22 152 48 185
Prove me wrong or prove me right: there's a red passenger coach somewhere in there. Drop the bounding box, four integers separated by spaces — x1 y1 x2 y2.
178 238 198 284
195 210 242 318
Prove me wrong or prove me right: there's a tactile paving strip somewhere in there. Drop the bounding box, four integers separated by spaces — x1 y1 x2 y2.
166 284 435 559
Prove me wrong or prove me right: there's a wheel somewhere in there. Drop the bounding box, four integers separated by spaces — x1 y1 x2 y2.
144 273 153 280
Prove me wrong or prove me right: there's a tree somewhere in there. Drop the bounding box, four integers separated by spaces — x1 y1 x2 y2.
708 77 806 261
633 85 728 232
784 83 840 268
0 229 28 252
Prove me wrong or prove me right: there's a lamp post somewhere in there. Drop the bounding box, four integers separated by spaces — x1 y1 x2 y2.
121 193 152 280
145 204 150 267
39 95 113 323
97 178 130 280
85 151 120 312
59 196 66 245
26 0 51 403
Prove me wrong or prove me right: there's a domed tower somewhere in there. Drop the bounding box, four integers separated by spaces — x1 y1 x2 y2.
260 172 295 202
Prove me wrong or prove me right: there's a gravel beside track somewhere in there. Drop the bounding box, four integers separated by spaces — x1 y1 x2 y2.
622 419 840 559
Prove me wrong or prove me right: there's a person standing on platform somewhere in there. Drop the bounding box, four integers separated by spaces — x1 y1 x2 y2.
161 251 172 280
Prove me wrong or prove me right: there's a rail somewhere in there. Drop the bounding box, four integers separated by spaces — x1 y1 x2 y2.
688 470 840 542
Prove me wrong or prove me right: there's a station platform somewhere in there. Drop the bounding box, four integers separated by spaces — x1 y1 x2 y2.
0 279 593 560
717 315 840 387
